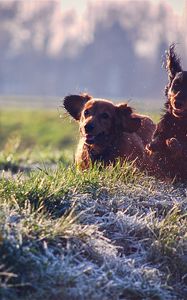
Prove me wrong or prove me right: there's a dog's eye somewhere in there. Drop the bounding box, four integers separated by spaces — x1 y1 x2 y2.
101 112 109 119
84 109 90 117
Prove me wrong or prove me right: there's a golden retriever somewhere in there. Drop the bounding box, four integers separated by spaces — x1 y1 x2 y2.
64 94 155 170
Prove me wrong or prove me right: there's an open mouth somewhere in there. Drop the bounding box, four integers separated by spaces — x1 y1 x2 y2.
84 132 106 145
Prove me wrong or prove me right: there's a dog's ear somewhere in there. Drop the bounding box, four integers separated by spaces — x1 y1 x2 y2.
165 44 182 96
116 104 141 133
63 93 92 120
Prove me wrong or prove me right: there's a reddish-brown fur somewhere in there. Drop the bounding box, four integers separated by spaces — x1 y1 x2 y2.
64 94 155 170
146 44 187 181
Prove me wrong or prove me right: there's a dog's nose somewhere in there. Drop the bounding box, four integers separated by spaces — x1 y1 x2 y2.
84 123 94 133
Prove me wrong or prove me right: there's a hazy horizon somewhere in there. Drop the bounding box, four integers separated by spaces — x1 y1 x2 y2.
0 0 186 103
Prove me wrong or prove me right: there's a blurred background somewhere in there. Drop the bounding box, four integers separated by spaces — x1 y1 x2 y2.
0 0 186 168
0 0 186 106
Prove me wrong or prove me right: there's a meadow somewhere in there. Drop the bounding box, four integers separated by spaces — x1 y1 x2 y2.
0 106 187 300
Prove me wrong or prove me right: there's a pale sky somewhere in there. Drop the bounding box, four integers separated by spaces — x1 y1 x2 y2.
61 0 186 15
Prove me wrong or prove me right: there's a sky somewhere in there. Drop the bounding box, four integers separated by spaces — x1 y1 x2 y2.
61 0 186 15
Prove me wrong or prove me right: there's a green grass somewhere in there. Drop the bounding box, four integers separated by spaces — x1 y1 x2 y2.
0 108 187 300
0 109 74 148
0 109 78 168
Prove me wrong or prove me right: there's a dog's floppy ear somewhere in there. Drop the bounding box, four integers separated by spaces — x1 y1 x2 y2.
63 93 92 120
116 104 141 133
165 44 182 96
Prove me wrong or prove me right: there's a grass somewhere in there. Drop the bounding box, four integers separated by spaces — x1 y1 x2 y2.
0 109 78 169
0 107 187 299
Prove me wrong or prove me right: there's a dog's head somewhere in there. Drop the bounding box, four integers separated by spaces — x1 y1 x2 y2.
165 44 187 117
63 94 141 147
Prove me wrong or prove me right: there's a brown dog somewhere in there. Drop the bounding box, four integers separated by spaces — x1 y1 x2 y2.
64 94 155 169
146 44 187 180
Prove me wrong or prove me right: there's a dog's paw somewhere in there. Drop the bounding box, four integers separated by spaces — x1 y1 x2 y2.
166 138 182 155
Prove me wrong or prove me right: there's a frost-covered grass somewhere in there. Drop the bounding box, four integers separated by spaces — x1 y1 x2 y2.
0 162 187 300
0 108 187 299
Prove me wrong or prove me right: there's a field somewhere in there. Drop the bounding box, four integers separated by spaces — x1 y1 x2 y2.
0 106 187 300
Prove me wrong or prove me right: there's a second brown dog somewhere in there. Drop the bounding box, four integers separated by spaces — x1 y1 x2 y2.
146 45 187 181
